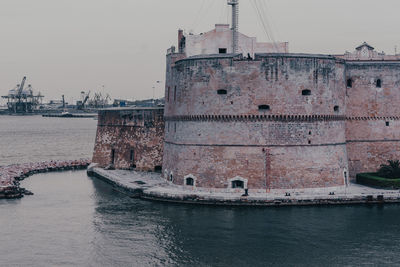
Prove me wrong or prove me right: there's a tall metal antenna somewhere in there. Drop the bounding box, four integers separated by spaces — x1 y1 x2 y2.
228 0 239 53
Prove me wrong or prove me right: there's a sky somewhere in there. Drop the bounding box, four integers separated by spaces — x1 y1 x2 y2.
1 0 400 105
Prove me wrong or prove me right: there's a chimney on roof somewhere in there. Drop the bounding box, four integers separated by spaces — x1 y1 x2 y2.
178 29 185 53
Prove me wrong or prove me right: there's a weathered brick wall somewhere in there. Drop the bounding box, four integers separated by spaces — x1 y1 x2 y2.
92 108 164 171
163 54 349 189
346 62 400 177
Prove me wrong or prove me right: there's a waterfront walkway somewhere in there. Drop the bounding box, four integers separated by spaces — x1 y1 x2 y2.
88 166 400 206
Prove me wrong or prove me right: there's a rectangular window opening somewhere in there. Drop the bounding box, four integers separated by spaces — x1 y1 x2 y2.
219 48 227 54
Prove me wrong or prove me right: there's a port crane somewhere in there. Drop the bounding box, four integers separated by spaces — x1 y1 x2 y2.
77 91 90 110
1 76 43 113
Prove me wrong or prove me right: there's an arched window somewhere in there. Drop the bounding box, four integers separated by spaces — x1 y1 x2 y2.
302 89 311 96
186 177 194 186
169 174 173 181
347 79 352 88
231 180 244 189
334 105 339 112
376 79 382 88
217 89 227 95
258 105 270 111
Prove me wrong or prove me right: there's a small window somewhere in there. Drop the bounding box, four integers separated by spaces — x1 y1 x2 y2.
232 180 244 189
186 177 194 186
217 89 227 95
302 89 311 96
386 121 390 127
309 131 312 135
334 105 339 112
154 166 162 172
219 48 227 54
169 174 173 181
376 79 382 88
308 140 311 144
258 105 270 111
347 79 352 88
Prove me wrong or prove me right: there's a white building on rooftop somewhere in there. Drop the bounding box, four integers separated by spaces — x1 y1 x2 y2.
178 24 289 58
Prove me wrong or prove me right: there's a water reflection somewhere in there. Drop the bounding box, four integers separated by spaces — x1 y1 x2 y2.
3 170 400 266
90 175 400 266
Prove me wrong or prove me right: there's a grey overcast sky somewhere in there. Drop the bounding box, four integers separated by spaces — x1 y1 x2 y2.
1 0 400 104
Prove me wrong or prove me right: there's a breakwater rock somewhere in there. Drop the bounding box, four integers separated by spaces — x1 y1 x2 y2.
0 159 91 199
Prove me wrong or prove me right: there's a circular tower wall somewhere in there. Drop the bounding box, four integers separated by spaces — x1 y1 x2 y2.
163 54 348 190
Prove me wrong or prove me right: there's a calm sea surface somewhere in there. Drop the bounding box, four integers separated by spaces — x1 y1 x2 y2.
1 116 400 266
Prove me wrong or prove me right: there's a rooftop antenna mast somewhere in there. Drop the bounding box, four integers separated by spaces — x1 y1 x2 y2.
228 0 239 53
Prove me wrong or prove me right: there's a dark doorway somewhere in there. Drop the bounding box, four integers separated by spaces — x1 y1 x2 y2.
186 177 194 186
111 149 115 164
376 79 382 88
154 166 162 172
130 149 135 168
347 79 352 88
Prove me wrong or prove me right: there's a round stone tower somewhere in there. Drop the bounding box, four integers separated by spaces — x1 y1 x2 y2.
163 53 349 190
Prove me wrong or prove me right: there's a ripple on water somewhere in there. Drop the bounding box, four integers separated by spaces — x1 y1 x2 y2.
3 117 400 266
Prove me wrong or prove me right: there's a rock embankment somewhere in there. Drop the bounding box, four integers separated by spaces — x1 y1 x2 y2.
0 159 91 199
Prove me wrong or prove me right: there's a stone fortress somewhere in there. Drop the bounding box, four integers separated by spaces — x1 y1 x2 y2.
92 1 400 194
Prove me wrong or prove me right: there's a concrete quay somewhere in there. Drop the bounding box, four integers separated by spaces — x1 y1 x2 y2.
0 159 91 199
88 165 400 206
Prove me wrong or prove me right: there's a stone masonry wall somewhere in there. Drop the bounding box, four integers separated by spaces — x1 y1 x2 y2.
346 62 400 177
92 108 164 171
163 54 349 189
